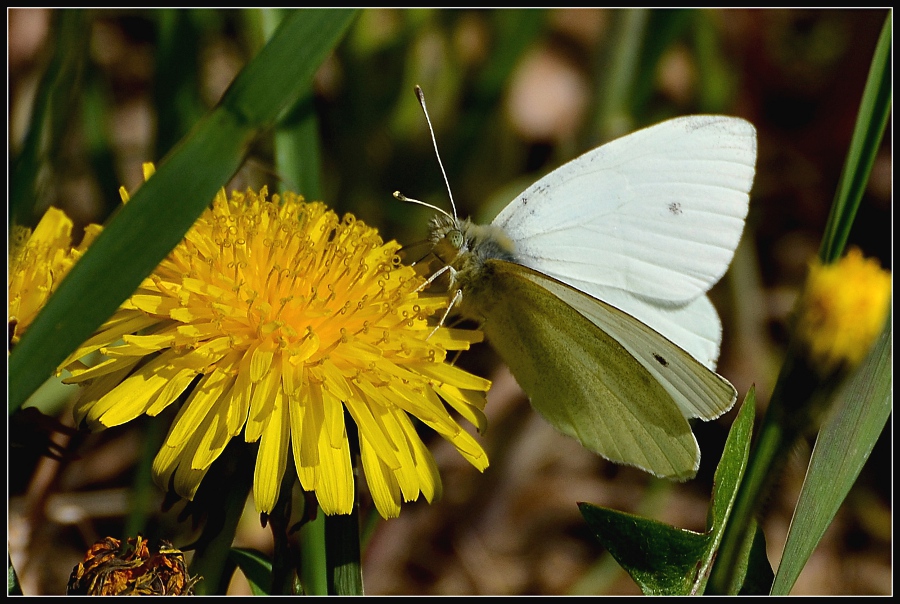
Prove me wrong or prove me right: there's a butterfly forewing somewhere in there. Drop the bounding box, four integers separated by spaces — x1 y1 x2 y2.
492 115 757 307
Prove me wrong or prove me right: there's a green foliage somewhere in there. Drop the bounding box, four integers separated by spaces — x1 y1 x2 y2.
8 9 358 415
580 389 772 595
229 548 274 596
8 8 890 596
818 14 892 264
771 313 892 594
579 16 890 592
578 505 709 595
707 10 892 595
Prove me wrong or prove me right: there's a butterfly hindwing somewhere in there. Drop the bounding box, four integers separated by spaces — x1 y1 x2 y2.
463 259 700 480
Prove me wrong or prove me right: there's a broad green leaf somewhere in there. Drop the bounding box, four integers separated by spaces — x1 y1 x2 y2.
771 314 891 594
8 9 358 414
229 548 274 596
579 389 760 595
578 503 708 595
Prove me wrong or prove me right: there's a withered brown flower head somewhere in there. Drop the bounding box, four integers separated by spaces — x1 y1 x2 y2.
66 535 200 595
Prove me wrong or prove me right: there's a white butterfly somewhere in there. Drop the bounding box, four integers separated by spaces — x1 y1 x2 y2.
402 87 757 480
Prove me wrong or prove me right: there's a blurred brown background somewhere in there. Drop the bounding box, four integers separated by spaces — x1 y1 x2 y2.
8 8 891 595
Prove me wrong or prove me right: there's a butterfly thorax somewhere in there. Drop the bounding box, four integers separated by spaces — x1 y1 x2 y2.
428 214 517 267
427 214 518 318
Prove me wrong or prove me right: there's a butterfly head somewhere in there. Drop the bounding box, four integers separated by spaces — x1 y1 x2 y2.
428 213 468 264
429 213 517 267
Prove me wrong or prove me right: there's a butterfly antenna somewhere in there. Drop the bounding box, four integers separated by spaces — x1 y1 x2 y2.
393 191 453 220
415 85 458 219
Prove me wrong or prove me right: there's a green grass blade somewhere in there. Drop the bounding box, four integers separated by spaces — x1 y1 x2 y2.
81 69 123 219
818 11 891 264
771 313 892 594
8 9 359 414
152 9 206 158
273 93 323 199
220 10 357 125
8 110 250 416
693 388 758 594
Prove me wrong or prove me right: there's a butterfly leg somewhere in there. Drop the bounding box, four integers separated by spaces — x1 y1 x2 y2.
415 263 455 293
426 288 464 340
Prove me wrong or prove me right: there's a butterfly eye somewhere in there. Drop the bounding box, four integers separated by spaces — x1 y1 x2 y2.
448 230 464 250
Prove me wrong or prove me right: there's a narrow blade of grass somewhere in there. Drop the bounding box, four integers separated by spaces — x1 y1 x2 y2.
818 12 891 264
9 9 358 414
771 314 892 594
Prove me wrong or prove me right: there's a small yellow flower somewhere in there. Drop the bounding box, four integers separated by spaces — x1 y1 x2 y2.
796 247 891 375
8 207 102 346
64 186 490 519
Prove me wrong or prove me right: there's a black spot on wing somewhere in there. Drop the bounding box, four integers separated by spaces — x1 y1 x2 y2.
668 202 682 215
653 353 669 367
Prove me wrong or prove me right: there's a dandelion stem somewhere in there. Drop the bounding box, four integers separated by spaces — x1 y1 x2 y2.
189 444 254 595
325 504 363 594
709 342 839 593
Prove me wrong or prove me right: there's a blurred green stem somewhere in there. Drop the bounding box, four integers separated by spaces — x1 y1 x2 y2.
325 509 363 595
708 344 814 593
593 8 647 141
10 9 89 228
189 458 254 595
299 509 327 595
325 425 363 595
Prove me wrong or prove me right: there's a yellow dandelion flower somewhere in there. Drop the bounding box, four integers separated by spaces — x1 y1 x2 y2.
63 187 490 519
8 207 103 346
795 247 891 375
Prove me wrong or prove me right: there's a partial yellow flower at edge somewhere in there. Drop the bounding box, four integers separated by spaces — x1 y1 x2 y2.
8 207 103 346
795 247 891 375
63 187 491 520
